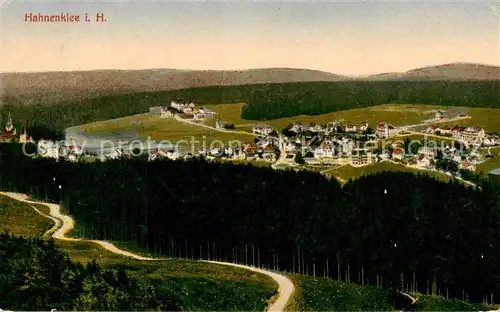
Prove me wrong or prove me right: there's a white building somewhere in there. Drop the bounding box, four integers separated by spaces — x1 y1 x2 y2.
376 121 397 138
149 150 168 161
392 148 404 160
340 139 355 155
170 101 195 111
283 141 296 153
459 126 486 145
418 146 436 158
37 140 59 159
483 135 499 146
417 154 435 168
194 108 217 120
314 141 334 158
327 121 342 133
359 122 369 132
253 124 274 135
349 149 372 165
345 124 357 132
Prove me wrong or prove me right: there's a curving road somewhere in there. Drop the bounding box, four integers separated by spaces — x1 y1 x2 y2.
0 191 295 312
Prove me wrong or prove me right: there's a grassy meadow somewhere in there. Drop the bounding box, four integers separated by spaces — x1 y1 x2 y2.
203 103 500 133
0 194 53 237
286 274 495 311
411 294 493 311
477 146 500 174
286 274 394 311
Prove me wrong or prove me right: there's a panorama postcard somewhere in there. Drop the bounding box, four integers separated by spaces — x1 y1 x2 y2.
1 0 500 311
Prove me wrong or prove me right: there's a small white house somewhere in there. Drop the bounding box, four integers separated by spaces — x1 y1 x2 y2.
345 124 357 132
359 122 369 132
314 141 334 158
417 154 435 168
253 124 274 135
37 140 59 159
392 148 404 160
171 101 195 111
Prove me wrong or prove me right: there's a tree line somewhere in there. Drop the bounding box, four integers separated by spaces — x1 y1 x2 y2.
1 80 499 140
1 142 500 303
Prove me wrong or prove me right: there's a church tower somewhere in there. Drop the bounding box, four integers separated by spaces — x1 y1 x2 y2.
19 121 28 143
5 112 16 135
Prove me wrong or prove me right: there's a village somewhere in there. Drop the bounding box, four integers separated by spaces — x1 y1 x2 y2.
1 102 499 180
144 102 499 178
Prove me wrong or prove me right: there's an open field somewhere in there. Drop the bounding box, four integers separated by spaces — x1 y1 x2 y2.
203 103 500 133
322 162 453 183
285 274 495 311
477 146 500 174
286 274 394 311
0 194 53 237
411 294 493 311
79 113 255 152
204 103 437 130
0 194 278 311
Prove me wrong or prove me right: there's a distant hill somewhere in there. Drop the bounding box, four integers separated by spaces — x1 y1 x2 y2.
364 63 500 81
0 68 348 104
1 62 499 105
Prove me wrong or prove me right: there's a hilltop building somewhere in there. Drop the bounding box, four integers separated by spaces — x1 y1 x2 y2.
170 100 195 111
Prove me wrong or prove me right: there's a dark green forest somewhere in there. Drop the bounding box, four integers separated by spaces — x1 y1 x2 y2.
0 233 180 311
2 80 499 140
1 143 500 303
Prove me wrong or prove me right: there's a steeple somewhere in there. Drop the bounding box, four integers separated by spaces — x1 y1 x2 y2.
5 112 13 132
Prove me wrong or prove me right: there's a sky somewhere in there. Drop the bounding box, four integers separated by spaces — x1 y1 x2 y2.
1 0 499 75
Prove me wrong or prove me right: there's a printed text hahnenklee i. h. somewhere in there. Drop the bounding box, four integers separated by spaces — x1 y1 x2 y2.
24 13 107 23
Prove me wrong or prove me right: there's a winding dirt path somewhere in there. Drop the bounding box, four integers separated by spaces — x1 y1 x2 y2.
0 191 295 312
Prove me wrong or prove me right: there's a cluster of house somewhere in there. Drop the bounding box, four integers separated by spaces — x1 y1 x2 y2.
37 139 84 161
149 101 217 120
196 136 280 162
0 112 34 143
383 142 479 172
424 124 499 147
279 133 373 166
283 121 371 135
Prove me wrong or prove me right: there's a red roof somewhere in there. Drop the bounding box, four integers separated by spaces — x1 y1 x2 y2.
393 149 403 155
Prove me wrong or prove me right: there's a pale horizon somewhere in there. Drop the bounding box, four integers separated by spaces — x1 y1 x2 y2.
2 61 499 77
2 1 499 75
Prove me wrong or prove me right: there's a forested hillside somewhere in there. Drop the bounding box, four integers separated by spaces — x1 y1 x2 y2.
0 233 180 311
1 143 500 303
1 80 499 140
